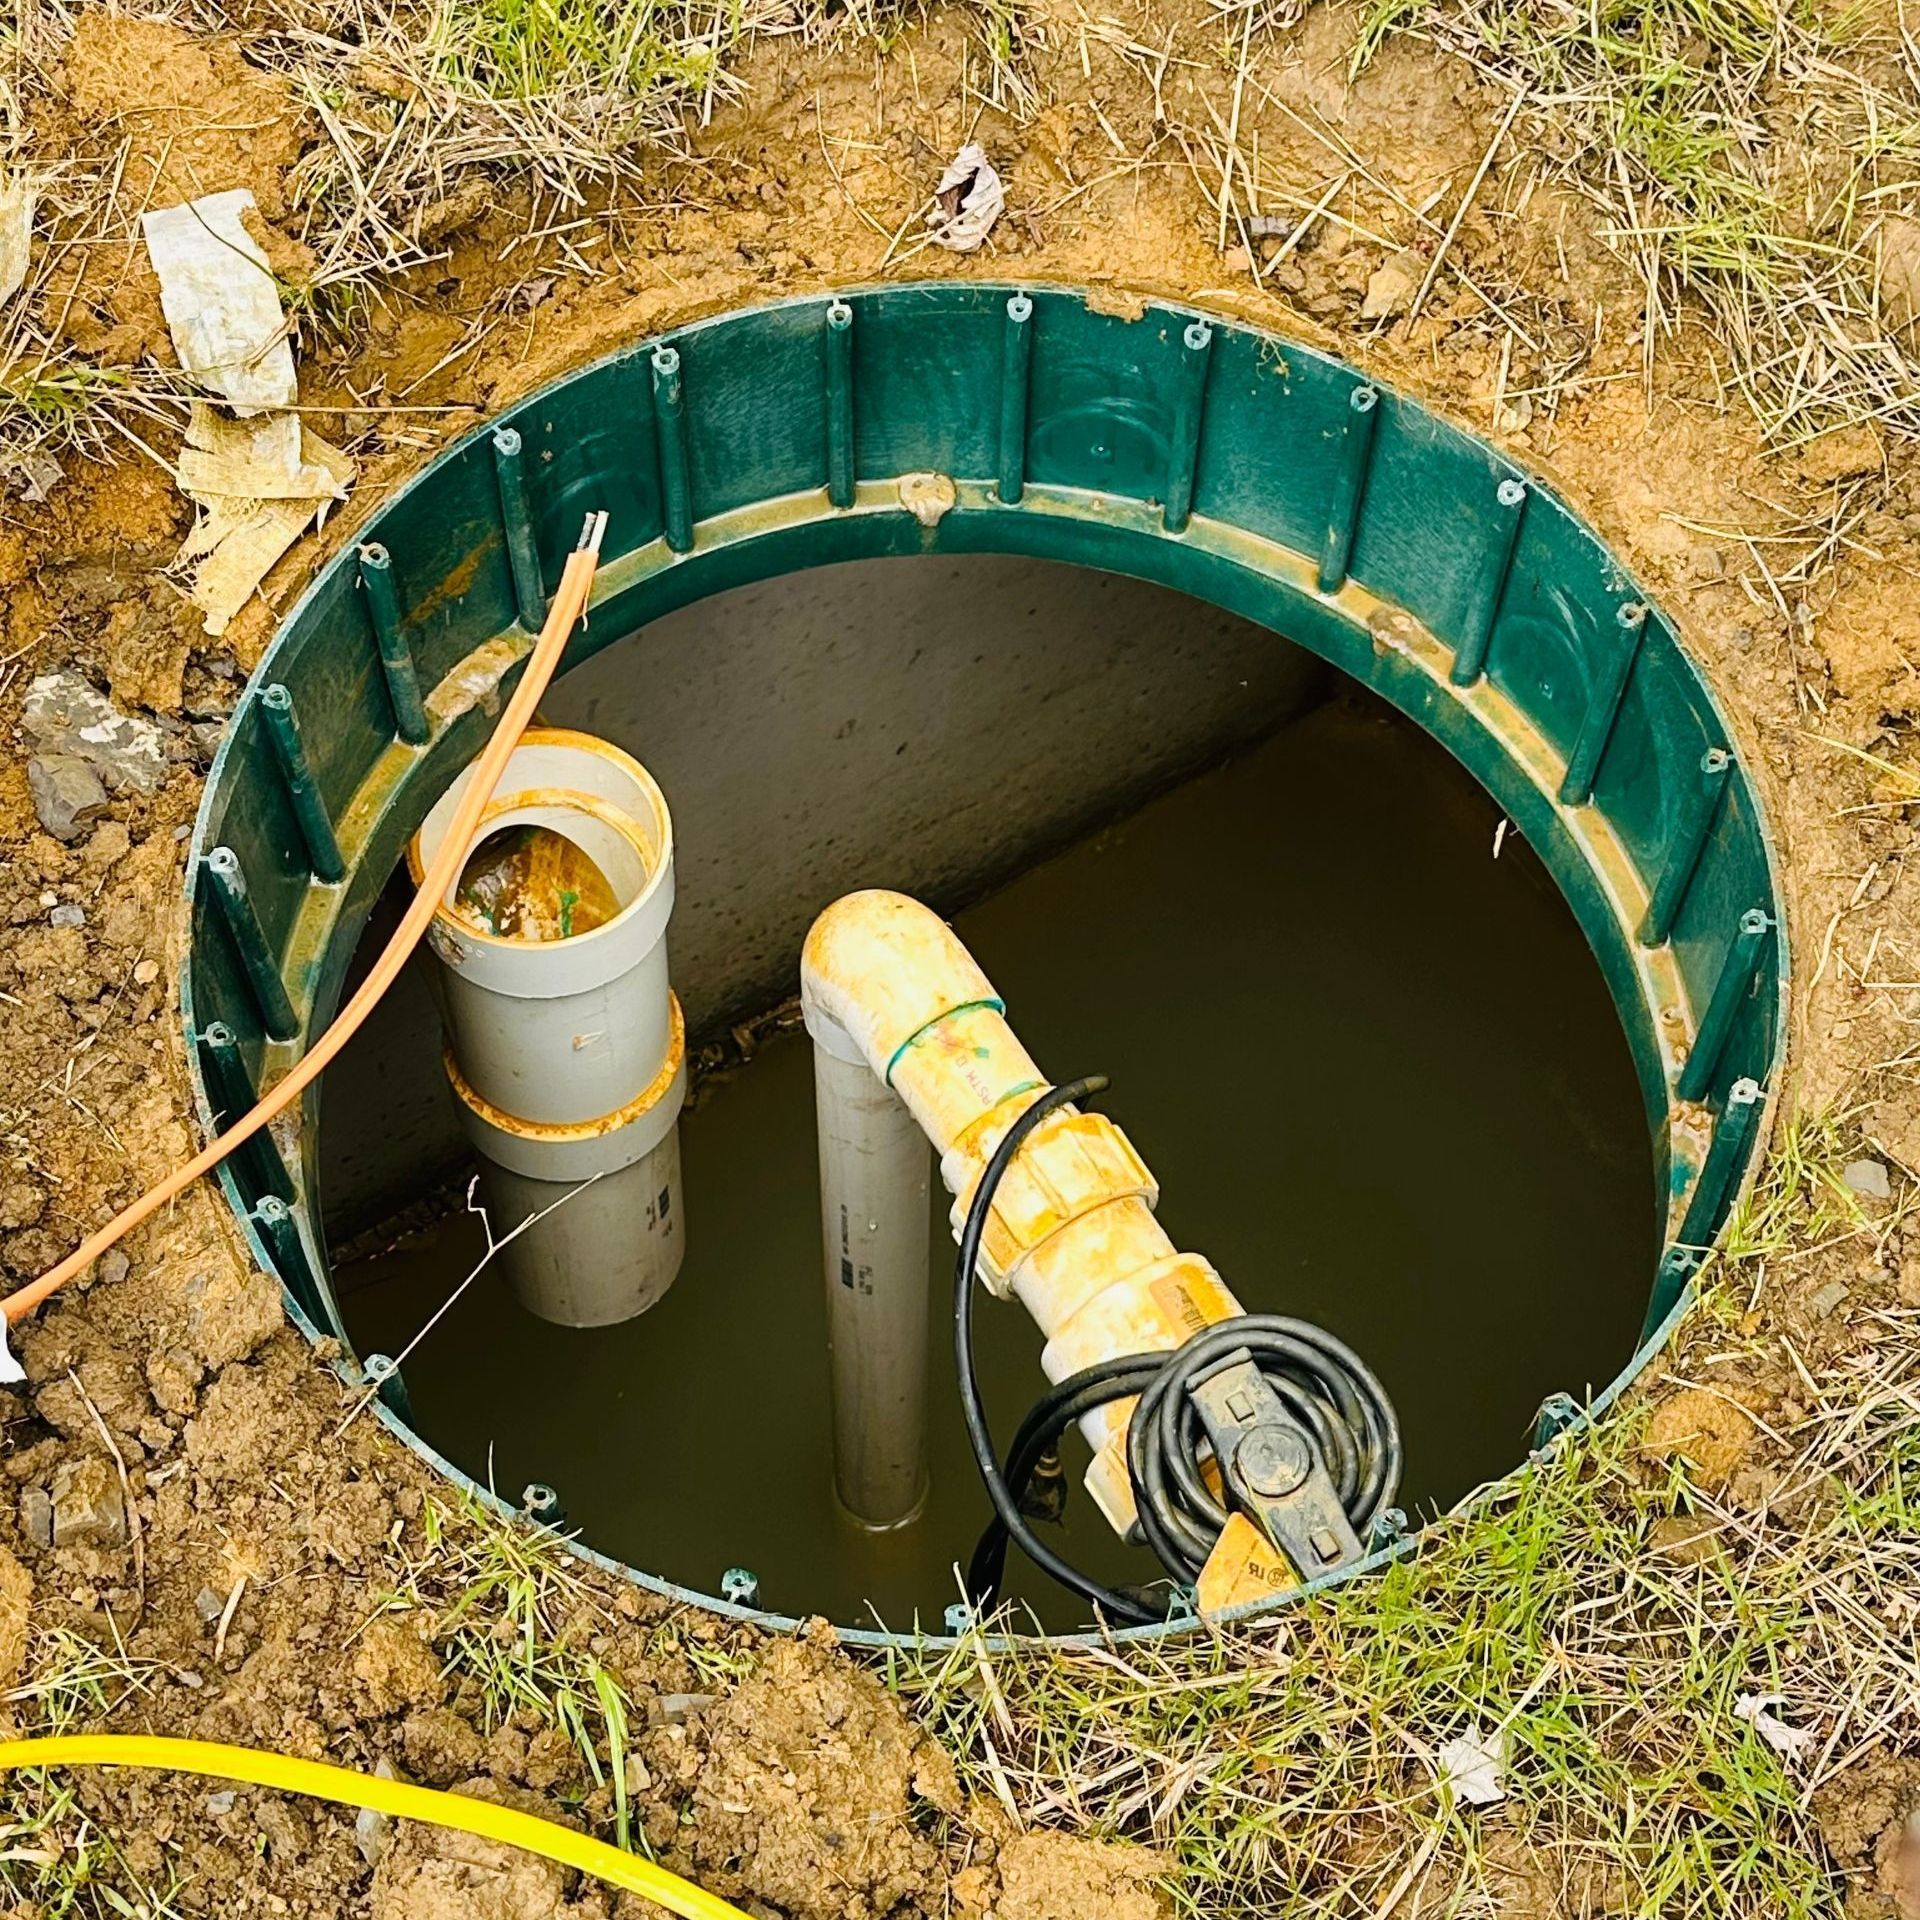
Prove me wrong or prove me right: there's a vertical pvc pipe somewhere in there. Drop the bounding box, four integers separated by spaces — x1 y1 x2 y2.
825 299 856 510
1559 601 1648 806
1318 384 1379 594
998 293 1033 505
1163 318 1213 534
811 1030 933 1528
651 345 692 553
196 1022 293 1202
259 685 344 884
1639 747 1732 947
203 847 298 1040
1677 910 1773 1102
359 544 428 745
492 427 548 630
1450 478 1528 687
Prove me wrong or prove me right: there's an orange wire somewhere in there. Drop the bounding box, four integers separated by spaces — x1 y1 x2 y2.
2 531 605 1327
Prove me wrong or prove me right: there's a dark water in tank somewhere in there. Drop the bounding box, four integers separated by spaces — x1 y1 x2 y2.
335 693 1656 1634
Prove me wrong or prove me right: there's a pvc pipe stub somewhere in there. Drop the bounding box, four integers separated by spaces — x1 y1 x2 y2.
410 729 675 1000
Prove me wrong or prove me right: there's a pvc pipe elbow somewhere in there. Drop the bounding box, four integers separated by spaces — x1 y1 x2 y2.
800 890 1002 1086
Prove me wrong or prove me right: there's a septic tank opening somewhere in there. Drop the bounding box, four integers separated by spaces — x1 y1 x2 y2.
182 285 1785 1645
321 555 1656 1633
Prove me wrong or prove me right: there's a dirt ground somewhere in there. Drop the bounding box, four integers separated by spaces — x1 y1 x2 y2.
3 0 1920 1915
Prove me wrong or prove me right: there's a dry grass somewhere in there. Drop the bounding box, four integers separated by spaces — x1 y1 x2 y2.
1354 0 1920 451
0 0 847 469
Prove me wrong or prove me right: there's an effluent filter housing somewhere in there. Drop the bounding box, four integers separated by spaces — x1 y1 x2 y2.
181 285 1786 1640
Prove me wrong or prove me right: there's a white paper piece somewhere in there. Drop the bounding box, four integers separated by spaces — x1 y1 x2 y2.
176 403 344 502
1437 1727 1507 1806
1733 1694 1818 1763
180 423 354 634
929 144 1005 253
0 1313 24 1385
0 175 36 303
142 189 298 414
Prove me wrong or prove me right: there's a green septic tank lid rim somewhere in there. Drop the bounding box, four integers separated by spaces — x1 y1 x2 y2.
179 281 1787 1648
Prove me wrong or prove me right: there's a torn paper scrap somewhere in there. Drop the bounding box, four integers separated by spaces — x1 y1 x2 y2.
1733 1694 1818 1764
176 402 348 503
181 425 353 635
929 144 1005 254
142 189 298 414
0 175 36 304
1437 1727 1507 1806
1 448 62 501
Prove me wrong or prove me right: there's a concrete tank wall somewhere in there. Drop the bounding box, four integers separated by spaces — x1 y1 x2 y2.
319 552 1325 1236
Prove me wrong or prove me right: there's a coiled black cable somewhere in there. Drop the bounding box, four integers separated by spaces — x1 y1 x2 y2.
955 1077 1404 1624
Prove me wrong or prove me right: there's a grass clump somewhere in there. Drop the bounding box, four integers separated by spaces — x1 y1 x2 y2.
0 1632 184 1920
379 1490 749 1856
1354 0 1920 448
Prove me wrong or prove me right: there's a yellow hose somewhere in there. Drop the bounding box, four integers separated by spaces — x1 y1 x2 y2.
0 1734 749 1920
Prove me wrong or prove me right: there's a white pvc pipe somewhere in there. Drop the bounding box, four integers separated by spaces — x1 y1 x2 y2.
801 890 1248 1538
444 999 687 1326
412 729 687 1326
411 731 674 1126
808 1012 932 1528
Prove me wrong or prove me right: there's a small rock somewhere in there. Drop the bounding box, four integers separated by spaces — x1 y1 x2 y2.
49 1456 126 1549
1688 544 1725 581
133 958 160 986
48 902 85 930
98 1249 129 1289
19 1485 52 1550
1882 216 1920 335
656 1692 718 1723
1794 423 1884 486
27 753 109 843
356 1759 401 1864
1845 1158 1893 1202
1361 251 1422 321
1809 1278 1851 1319
22 671 166 796
206 1789 237 1814
897 471 956 528
193 1585 225 1623
148 1347 203 1419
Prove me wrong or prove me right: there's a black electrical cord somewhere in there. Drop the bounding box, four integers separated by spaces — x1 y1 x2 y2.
954 1077 1404 1624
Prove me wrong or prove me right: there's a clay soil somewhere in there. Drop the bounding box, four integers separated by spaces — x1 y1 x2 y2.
3 3 1920 1916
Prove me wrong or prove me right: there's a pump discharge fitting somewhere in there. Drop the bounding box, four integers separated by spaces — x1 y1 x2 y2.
411 729 685 1326
801 890 1402 1618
